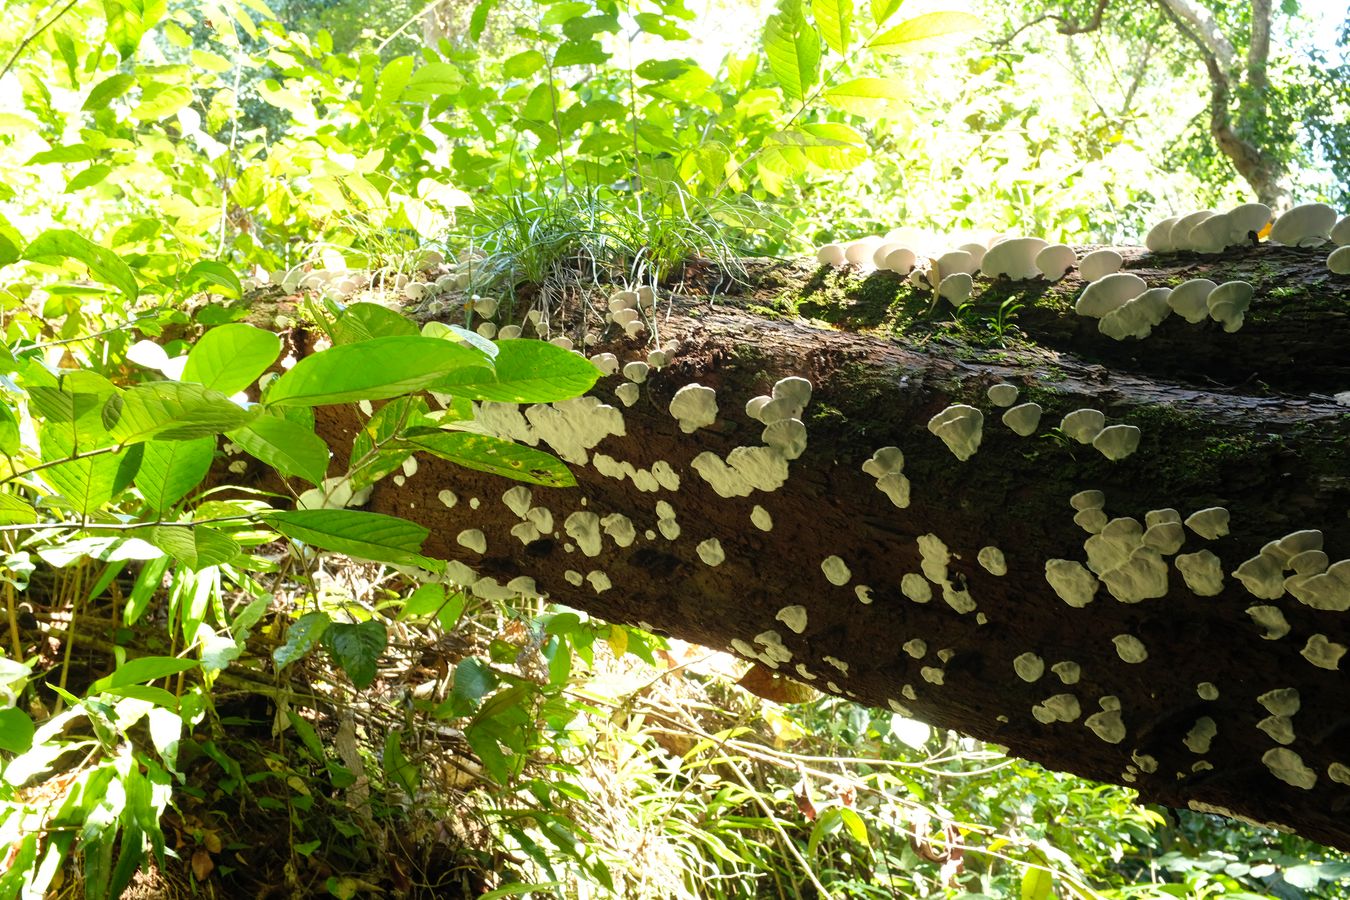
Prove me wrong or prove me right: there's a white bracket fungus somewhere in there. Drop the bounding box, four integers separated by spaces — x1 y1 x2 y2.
1111 634 1148 663
1183 716 1217 754
883 246 917 274
935 249 977 279
927 404 984 461
1075 273 1146 318
1102 546 1169 602
750 505 773 532
1196 682 1219 700
1045 559 1099 607
1099 288 1173 341
1330 764 1350 786
600 513 635 547
690 447 789 497
762 418 808 460
775 605 808 634
981 236 1048 281
1268 202 1336 246
1262 748 1317 789
1033 694 1082 724
821 555 852 586
1300 633 1346 670
456 529 487 554
1175 550 1224 596
1183 507 1229 540
1061 409 1106 444
564 511 603 557
1035 244 1076 281
1075 509 1108 533
901 573 932 603
1228 202 1272 243
937 272 974 305
669 384 718 434
1188 213 1232 254
1001 402 1042 437
1013 652 1045 682
770 377 813 419
622 361 649 384
1169 210 1219 251
977 546 1007 576
696 538 725 567
987 383 1019 407
1143 522 1185 556
844 237 882 266
1085 709 1126 744
1145 216 1180 253
862 446 905 477
1167 279 1217 324
1051 661 1081 684
1257 716 1295 745
1078 249 1123 282
1092 424 1142 461
1234 552 1286 600
855 585 873 604
920 666 945 685
586 570 612 593
816 244 846 266
1288 549 1329 575
824 656 849 674
1070 489 1105 511
1206 280 1254 333
903 638 927 659
438 489 458 508
615 382 639 407
1246 605 1291 639
1258 687 1300 716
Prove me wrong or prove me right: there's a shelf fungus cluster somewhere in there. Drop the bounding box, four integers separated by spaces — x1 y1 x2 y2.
1145 201 1350 277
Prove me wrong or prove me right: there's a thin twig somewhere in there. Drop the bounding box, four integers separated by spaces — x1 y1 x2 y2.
0 0 82 81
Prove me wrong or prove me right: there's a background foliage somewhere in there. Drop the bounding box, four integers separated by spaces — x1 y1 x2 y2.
0 0 1348 895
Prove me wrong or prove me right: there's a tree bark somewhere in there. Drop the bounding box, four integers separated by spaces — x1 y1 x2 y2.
301 244 1350 850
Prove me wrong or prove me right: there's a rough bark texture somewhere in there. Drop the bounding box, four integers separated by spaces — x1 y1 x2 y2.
298 243 1350 849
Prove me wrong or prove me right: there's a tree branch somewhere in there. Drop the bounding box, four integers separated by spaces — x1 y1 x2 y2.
988 0 1112 49
1155 0 1238 75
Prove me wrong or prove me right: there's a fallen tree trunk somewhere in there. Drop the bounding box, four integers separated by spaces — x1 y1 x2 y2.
304 243 1350 849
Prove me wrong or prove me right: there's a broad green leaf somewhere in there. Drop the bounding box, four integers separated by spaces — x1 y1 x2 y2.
108 382 258 443
229 416 329 485
762 7 821 103
322 619 387 690
377 55 414 107
88 656 199 693
812 0 853 54
0 492 37 525
145 525 240 570
470 0 496 39
26 144 98 165
332 303 418 344
430 338 598 402
1020 867 1053 900
837 808 869 846
401 430 576 487
437 657 496 717
382 728 418 794
131 84 192 121
0 214 21 266
181 323 280 395
807 807 842 856
0 708 34 753
65 165 112 193
265 335 491 407
263 509 434 567
24 229 138 301
823 76 908 115
869 0 901 25
404 63 465 101
83 73 136 111
184 261 242 299
0 403 18 456
273 612 330 670
135 436 215 513
38 447 138 516
503 50 546 78
870 11 982 54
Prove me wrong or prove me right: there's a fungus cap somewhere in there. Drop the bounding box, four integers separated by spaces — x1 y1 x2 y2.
1301 633 1346 670
980 236 1048 281
762 418 808 460
1169 209 1218 251
871 241 907 269
1074 508 1108 533
884 246 917 274
668 383 719 434
1145 216 1180 253
862 446 905 478
1175 550 1224 596
1228 202 1272 243
987 383 1019 407
1075 273 1147 318
1051 661 1081 684
938 272 974 305
1061 409 1106 444
1329 246 1350 275
844 237 883 265
927 404 984 461
1268 202 1336 246
1035 244 1076 281
1112 634 1148 663
1188 213 1232 254
1167 279 1217 324
1045 559 1099 608
622 361 649 383
1093 424 1142 461
1078 249 1123 282
1184 507 1229 540
1206 280 1254 332
936 249 976 278
978 546 1007 575
815 244 846 266
1070 489 1105 511
1246 604 1291 639
1262 748 1317 789
1013 652 1045 682
1001 402 1042 437
958 242 987 268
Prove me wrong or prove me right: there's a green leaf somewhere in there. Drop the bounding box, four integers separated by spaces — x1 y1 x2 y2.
554 39 609 67
274 612 330 670
430 338 598 402
382 728 419 795
331 303 419 344
108 382 258 444
323 620 387 690
88 656 199 694
263 509 435 568
1020 867 1053 900
812 0 853 54
24 229 139 301
762 6 821 103
503 50 546 78
376 55 414 107
145 525 240 571
870 11 982 54
869 0 901 25
437 657 496 717
65 164 112 193
404 63 465 101
181 323 281 395
83 73 136 111
26 144 98 165
135 436 215 513
229 416 329 485
131 83 192 120
185 261 243 299
401 430 576 487
38 447 137 516
0 215 21 266
265 335 491 407
837 808 869 846
0 492 38 525
822 76 907 115
0 708 35 753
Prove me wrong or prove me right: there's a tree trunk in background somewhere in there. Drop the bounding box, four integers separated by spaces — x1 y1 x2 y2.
299 244 1350 850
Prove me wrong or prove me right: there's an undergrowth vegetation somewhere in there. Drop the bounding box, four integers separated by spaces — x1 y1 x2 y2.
0 0 1348 895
